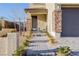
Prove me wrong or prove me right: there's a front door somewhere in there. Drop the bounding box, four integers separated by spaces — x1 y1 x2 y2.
32 16 38 31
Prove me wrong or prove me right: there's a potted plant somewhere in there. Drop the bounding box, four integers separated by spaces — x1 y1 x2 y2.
13 47 25 56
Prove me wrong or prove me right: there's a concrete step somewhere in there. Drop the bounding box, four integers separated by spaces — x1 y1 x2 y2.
33 32 46 37
27 52 55 56
26 32 54 56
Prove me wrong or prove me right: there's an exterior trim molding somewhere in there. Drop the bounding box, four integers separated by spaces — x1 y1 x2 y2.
61 4 79 8
24 8 48 14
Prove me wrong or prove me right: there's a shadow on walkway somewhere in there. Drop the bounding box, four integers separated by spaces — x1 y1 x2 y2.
23 49 56 56
70 51 79 56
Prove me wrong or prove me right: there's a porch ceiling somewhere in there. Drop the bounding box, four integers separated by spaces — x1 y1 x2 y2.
24 8 48 14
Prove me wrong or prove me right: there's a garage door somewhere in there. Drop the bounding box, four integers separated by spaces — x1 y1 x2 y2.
61 8 79 37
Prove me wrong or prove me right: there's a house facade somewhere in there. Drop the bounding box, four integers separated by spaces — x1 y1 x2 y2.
25 3 79 40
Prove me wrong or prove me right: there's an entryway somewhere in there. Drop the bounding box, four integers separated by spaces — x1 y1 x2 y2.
31 14 47 32
32 16 38 31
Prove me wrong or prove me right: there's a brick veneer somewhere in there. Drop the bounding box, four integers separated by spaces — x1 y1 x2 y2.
54 10 62 32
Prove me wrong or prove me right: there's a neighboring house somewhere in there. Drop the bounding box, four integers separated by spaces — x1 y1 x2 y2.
25 3 79 40
0 17 19 31
0 17 21 37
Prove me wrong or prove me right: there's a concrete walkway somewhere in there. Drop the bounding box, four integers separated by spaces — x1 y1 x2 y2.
26 32 55 56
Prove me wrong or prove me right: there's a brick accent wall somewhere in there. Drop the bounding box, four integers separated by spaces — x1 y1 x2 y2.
54 10 62 32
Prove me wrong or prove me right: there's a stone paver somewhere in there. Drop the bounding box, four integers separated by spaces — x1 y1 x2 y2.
26 32 55 56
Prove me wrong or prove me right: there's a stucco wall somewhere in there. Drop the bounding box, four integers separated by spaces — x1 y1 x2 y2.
29 3 46 8
7 33 19 56
0 37 7 55
46 3 56 37
37 14 47 31
0 33 19 56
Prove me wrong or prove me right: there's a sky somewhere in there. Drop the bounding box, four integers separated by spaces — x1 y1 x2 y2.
0 3 29 22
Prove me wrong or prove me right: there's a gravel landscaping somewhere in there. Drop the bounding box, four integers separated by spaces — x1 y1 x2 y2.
58 37 79 56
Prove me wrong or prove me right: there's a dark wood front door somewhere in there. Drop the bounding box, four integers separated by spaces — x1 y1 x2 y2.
32 16 37 31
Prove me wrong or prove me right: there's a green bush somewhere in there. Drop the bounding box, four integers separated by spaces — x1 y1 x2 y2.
13 47 25 56
13 31 32 56
55 46 71 56
23 40 29 47
46 31 57 43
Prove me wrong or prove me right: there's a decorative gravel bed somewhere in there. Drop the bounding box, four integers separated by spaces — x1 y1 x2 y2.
58 37 79 56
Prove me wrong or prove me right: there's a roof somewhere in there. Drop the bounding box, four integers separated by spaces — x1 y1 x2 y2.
24 8 48 13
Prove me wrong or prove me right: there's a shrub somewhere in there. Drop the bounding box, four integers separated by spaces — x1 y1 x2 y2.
13 47 25 56
46 32 57 43
13 31 32 56
23 40 29 47
55 46 71 56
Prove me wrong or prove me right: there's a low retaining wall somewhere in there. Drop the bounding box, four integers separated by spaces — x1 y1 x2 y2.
0 37 7 55
0 32 19 56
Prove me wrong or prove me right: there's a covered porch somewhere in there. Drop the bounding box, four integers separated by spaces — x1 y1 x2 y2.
25 8 48 32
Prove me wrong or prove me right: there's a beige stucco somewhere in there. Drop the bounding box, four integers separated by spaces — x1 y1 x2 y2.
0 33 18 56
29 3 46 8
46 3 56 37
37 14 47 31
31 14 47 31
